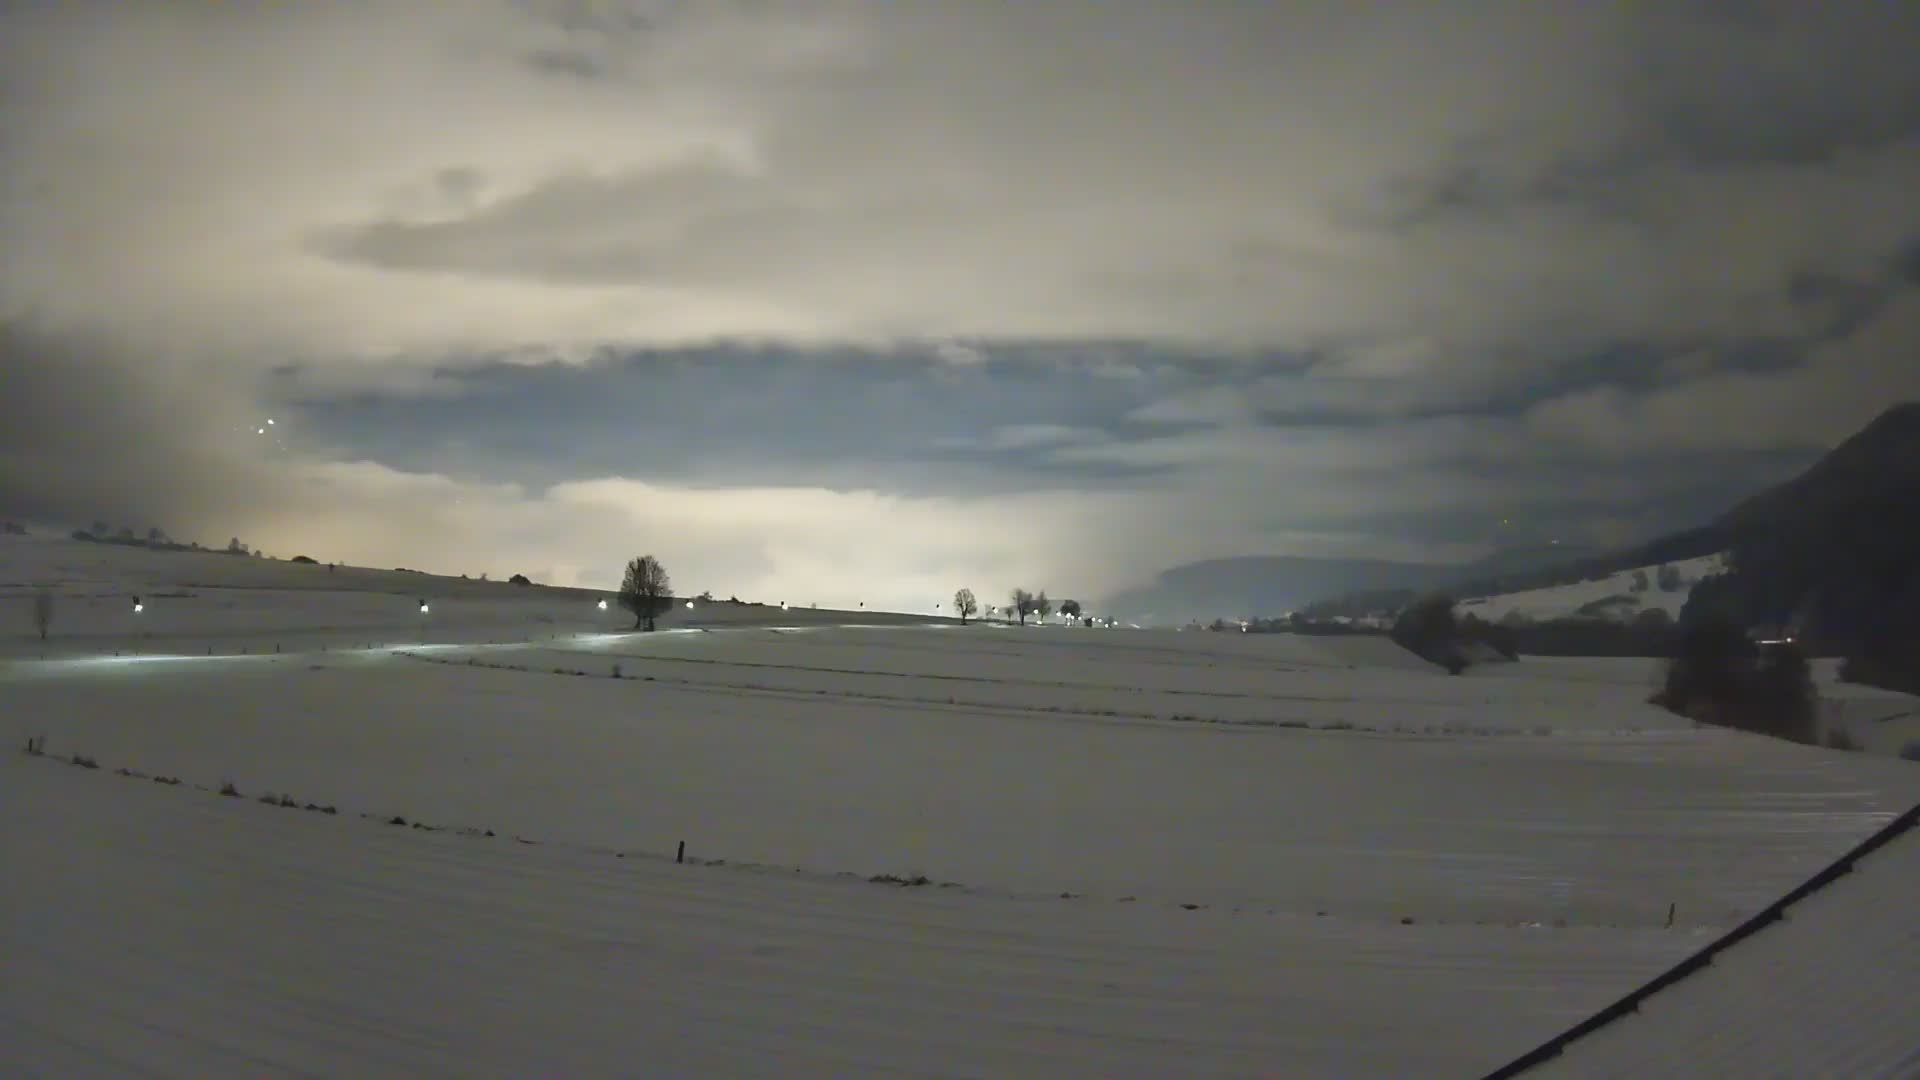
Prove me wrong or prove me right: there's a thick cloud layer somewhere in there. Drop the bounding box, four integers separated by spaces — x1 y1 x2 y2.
2 2 1918 608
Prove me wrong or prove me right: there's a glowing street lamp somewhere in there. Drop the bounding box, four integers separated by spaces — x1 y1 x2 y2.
596 599 608 611
131 595 143 614
418 601 430 614
686 600 695 610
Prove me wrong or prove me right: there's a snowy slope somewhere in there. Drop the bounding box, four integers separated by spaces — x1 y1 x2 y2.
1521 807 1920 1079
1459 554 1726 624
0 530 950 657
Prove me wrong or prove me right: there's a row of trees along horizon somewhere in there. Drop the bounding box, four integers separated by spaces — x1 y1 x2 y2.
617 557 1091 630
953 588 1086 626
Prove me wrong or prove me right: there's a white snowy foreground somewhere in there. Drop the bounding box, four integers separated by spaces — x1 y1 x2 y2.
3 533 1919 1076
4 751 1684 1078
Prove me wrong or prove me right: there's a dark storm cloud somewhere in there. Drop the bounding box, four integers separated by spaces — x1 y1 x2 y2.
288 344 1187 492
0 321 275 531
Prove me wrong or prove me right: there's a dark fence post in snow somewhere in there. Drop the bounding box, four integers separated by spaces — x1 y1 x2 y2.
677 841 685 864
1665 902 1676 928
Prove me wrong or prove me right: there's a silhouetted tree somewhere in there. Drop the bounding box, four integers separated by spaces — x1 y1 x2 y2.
953 588 978 624
1059 599 1083 619
1656 563 1683 592
509 573 532 586
1009 588 1035 625
1392 593 1466 673
1659 618 1753 714
32 592 53 641
1655 619 1815 745
619 555 672 631
1630 570 1649 593
1751 642 1818 745
1035 591 1053 620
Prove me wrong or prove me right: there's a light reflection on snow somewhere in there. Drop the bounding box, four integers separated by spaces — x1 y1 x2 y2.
27 652 279 669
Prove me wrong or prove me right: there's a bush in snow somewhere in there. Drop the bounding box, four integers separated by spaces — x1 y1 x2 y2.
1391 593 1469 673
1823 727 1862 752
1656 563 1683 592
869 873 931 887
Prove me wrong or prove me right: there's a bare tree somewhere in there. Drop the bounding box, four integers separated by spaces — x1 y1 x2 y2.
953 588 978 624
1008 588 1035 625
32 592 53 641
1035 590 1053 621
619 555 673 631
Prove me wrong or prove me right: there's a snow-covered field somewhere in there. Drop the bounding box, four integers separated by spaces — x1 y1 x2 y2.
3 533 1917 1077
1459 554 1726 624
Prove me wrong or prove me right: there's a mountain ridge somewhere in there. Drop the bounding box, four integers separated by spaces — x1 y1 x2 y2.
1112 402 1920 624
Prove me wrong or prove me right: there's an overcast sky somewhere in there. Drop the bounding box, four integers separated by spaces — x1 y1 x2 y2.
3 1 1918 611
